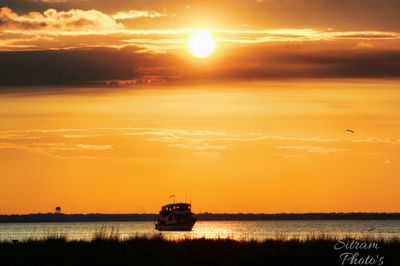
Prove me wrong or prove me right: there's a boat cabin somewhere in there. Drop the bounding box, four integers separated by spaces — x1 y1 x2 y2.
161 203 191 212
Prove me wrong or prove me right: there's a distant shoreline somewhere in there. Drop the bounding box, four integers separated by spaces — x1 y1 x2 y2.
1 213 400 223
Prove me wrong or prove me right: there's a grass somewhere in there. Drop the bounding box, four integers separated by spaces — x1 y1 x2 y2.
92 226 121 242
0 230 399 266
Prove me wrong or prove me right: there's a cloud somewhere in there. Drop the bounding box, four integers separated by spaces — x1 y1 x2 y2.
0 48 144 85
1 127 332 157
201 46 400 80
353 137 400 145
168 143 227 151
121 128 340 153
75 144 112 150
218 136 338 143
215 29 400 44
5 0 400 31
0 142 111 159
1 44 400 85
353 41 375 49
277 145 346 154
112 10 170 20
123 128 227 137
1 7 399 52
0 133 41 140
0 127 230 159
1 127 396 161
282 154 302 159
124 128 228 152
0 127 349 156
0 7 123 30
0 129 113 159
62 134 100 138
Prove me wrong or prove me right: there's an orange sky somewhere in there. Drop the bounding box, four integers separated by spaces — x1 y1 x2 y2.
1 81 399 214
0 1 399 214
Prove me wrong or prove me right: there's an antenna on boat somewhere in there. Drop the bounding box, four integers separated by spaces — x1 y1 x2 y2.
185 182 188 203
169 194 176 203
188 183 192 205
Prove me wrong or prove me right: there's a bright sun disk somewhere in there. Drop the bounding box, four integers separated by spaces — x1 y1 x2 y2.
188 30 215 58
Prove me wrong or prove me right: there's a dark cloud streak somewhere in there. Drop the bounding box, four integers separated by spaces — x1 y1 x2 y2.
0 48 140 85
0 46 399 86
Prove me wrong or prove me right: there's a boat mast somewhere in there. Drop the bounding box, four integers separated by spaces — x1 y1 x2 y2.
169 194 176 203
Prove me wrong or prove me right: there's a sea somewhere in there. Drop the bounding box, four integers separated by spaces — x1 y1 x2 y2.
1 220 399 242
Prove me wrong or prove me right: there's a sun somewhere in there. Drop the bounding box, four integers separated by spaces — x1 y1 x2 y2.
188 30 216 58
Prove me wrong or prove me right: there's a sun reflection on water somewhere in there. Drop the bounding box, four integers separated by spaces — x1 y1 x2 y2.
1 221 400 242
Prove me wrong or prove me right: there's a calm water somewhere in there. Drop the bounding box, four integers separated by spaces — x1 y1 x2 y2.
1 220 400 241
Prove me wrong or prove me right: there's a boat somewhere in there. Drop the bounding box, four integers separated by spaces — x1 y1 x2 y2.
155 203 197 231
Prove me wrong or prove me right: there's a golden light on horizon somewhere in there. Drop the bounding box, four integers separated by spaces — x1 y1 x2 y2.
188 30 216 58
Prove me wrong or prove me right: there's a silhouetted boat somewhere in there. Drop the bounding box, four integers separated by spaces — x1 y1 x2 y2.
155 203 197 231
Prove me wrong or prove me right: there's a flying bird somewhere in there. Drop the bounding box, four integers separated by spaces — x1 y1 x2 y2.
344 129 354 133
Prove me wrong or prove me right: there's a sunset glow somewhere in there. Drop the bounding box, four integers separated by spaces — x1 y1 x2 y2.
0 0 399 215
